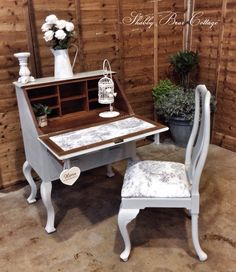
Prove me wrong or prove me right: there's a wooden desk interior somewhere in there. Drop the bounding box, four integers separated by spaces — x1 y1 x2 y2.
18 71 133 135
14 70 168 160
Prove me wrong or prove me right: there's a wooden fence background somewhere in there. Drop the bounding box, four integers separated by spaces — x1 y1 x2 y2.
0 0 235 188
191 0 236 152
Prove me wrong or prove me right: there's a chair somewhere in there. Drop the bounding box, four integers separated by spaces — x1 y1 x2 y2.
118 85 211 262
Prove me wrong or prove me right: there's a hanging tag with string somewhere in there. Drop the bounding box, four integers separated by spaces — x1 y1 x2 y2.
59 159 81 186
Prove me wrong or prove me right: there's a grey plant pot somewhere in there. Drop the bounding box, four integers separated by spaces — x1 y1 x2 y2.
168 117 193 147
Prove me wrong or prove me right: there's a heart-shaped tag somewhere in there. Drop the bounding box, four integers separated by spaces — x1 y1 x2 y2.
60 167 81 186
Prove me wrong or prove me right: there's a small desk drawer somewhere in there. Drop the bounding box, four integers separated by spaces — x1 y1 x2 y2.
70 142 134 171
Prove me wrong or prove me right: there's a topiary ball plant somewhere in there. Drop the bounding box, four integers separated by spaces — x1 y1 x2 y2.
170 50 199 91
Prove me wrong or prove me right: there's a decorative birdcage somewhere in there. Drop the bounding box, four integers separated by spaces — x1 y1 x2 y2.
98 59 119 118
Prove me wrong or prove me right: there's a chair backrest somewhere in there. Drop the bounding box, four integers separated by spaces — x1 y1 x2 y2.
185 85 211 195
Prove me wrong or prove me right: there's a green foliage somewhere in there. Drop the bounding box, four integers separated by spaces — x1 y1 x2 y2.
152 79 195 121
152 50 215 123
52 29 74 50
32 104 52 117
170 50 199 90
156 88 195 122
155 88 216 123
152 79 178 104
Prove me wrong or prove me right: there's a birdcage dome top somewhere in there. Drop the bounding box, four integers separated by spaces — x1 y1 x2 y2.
98 75 114 86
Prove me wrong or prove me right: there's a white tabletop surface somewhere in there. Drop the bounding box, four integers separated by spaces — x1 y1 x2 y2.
50 117 155 151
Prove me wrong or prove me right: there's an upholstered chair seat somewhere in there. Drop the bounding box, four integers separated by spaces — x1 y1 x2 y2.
122 161 191 198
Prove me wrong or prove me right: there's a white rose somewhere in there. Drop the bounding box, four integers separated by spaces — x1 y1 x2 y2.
41 23 51 32
45 14 58 24
55 20 67 29
65 22 74 32
43 30 54 42
55 29 66 40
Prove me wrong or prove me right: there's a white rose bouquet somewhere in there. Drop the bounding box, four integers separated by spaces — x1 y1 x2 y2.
41 14 75 50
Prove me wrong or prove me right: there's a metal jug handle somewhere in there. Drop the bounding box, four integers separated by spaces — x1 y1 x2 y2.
69 44 79 71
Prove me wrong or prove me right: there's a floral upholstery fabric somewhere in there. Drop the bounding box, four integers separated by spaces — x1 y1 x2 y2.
121 161 191 198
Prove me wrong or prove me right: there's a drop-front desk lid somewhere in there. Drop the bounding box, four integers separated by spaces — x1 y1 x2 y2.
38 115 168 160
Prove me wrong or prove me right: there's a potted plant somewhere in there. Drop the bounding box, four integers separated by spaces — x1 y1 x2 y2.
156 87 195 146
32 103 52 128
153 50 199 147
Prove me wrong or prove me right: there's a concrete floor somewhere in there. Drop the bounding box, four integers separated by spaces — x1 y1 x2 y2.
0 143 235 272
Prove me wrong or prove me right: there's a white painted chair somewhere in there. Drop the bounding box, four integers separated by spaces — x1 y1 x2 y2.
118 85 211 262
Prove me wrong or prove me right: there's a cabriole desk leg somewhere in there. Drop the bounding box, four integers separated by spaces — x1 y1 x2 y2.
154 133 160 144
23 161 37 204
131 142 140 162
40 180 56 233
106 164 115 178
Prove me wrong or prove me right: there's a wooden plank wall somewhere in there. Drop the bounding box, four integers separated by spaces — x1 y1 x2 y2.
0 0 185 187
191 0 236 152
3 0 236 186
121 0 154 117
0 0 29 187
212 0 236 151
31 0 185 118
191 0 222 91
157 0 185 79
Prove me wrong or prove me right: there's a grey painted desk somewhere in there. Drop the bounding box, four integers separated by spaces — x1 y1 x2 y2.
14 71 168 233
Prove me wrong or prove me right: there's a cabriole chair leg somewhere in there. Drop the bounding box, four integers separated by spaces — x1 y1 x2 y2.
118 207 140 261
191 213 208 261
